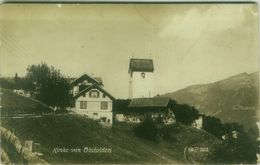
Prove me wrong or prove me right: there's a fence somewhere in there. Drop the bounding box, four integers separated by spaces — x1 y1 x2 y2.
1 127 49 165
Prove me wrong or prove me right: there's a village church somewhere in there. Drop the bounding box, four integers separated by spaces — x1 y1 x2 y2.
117 58 176 124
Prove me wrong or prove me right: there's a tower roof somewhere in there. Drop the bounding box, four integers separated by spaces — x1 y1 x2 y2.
129 58 154 73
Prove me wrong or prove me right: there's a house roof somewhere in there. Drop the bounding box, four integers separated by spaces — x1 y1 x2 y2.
129 58 154 73
128 97 171 108
73 83 115 100
70 74 103 87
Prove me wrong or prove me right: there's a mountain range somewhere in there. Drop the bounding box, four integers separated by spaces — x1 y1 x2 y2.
162 71 259 130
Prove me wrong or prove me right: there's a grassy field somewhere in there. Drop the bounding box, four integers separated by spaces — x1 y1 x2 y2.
1 115 221 164
1 88 221 164
1 88 52 115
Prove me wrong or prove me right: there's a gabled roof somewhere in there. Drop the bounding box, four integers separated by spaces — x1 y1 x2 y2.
129 58 154 73
73 83 115 100
70 74 103 87
128 97 171 108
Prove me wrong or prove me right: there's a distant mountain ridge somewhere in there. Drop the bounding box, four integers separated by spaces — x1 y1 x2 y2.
162 71 259 129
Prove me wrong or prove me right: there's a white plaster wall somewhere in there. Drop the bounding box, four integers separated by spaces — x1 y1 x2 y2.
129 74 133 99
74 88 113 124
130 71 154 98
73 86 79 96
193 116 203 129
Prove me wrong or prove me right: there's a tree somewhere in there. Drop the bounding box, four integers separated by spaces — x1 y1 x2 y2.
26 63 51 93
14 73 19 89
20 78 34 92
26 63 71 108
13 73 34 92
202 118 258 163
202 116 224 139
211 123 258 164
172 103 199 125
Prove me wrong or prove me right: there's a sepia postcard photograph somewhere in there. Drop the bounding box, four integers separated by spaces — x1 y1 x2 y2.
0 2 259 164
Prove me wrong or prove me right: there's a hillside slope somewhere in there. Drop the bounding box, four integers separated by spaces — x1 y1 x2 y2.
1 88 52 115
1 115 221 164
162 72 259 129
0 87 220 164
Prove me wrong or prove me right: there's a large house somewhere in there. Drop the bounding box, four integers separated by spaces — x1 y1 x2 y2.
129 58 154 99
70 74 115 124
114 97 175 124
127 97 175 124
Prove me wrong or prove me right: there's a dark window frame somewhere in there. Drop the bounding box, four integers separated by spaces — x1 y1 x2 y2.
101 101 108 110
80 101 87 109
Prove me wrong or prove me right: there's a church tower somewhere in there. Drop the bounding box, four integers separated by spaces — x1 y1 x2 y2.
128 58 154 99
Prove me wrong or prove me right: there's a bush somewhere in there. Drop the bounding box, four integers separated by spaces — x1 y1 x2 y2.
160 124 180 142
55 108 69 114
134 117 160 142
0 78 15 89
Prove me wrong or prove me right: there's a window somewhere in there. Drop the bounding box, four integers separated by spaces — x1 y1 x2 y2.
141 72 145 79
103 94 106 98
80 101 87 109
101 101 108 110
83 93 86 97
89 90 99 98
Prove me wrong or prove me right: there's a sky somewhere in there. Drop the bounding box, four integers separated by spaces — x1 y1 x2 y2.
0 3 259 98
